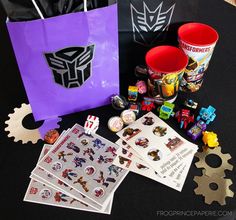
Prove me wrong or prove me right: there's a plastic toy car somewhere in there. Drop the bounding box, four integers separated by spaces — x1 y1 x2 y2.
197 105 216 125
187 120 207 141
202 131 219 148
175 109 194 129
184 99 198 109
159 101 175 120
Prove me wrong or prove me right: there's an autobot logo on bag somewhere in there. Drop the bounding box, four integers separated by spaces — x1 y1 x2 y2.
130 1 175 45
45 45 95 88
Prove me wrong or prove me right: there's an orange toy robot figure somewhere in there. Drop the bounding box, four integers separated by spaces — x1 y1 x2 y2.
44 129 60 144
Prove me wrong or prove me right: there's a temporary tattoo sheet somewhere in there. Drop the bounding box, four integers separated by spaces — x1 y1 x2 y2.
115 139 197 177
31 143 109 211
113 139 197 191
115 136 196 179
117 112 198 176
24 180 113 214
113 146 182 191
155 145 197 177
38 124 129 206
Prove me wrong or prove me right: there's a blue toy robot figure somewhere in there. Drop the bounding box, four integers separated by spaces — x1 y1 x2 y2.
196 105 216 125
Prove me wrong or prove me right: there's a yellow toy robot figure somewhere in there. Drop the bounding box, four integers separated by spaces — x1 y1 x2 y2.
202 131 219 148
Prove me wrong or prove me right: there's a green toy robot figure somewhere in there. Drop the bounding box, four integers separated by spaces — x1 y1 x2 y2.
158 101 175 120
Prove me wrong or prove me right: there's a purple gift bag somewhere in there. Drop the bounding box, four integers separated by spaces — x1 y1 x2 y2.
7 3 119 121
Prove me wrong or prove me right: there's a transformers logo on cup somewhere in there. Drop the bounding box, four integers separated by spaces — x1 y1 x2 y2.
45 45 95 89
130 2 175 45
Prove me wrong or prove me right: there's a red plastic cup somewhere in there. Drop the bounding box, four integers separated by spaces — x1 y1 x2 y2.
145 45 188 103
178 22 219 92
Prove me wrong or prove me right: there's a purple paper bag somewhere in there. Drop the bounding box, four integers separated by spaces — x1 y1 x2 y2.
7 4 119 121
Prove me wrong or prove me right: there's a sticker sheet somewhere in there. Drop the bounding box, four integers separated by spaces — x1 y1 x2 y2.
117 112 198 175
24 136 113 214
113 139 197 191
37 124 129 206
24 179 113 214
31 144 108 211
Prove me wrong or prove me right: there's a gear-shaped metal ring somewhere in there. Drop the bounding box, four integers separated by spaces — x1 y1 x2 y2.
194 170 234 205
195 146 233 177
5 103 61 144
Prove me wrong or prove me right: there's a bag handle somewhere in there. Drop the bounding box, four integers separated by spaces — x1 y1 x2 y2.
31 0 88 20
84 0 88 12
31 0 45 19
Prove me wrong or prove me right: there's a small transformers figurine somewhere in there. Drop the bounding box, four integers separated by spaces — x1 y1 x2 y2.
44 129 60 144
202 131 219 148
175 109 194 129
159 101 175 120
136 80 147 94
141 97 155 111
84 115 99 135
128 86 138 101
184 99 198 109
128 102 141 115
187 120 207 141
197 105 216 125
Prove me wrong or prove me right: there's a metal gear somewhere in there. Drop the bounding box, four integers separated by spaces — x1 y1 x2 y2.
195 146 233 177
5 103 61 144
194 170 234 205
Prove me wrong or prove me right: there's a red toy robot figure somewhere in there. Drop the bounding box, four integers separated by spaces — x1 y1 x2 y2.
175 109 194 129
141 97 155 111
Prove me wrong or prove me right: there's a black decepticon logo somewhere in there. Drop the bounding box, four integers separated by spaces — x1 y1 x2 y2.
45 45 95 88
130 2 175 45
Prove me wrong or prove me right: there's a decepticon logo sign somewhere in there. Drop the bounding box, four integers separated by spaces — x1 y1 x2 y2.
130 1 175 45
45 45 95 88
